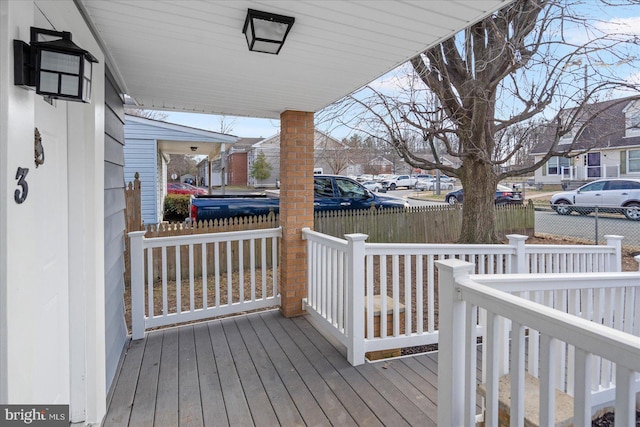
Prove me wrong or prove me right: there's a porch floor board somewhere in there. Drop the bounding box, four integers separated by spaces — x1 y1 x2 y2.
104 310 441 427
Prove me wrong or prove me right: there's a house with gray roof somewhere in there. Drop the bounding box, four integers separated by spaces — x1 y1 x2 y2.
530 97 640 185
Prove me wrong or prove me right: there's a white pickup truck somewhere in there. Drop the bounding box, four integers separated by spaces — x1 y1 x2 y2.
380 174 417 190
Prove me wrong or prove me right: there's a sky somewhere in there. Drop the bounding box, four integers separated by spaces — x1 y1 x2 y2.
161 2 640 142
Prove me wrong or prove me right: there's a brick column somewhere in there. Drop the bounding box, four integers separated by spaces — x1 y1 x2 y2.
279 110 315 317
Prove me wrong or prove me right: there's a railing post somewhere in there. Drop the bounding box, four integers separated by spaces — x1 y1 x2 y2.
605 235 623 272
507 234 528 273
635 255 640 272
345 233 368 366
129 231 146 340
436 259 474 427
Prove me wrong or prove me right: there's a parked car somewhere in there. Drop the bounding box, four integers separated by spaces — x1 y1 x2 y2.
190 175 408 221
380 174 418 190
167 182 208 195
362 180 383 192
415 178 454 191
550 178 640 220
445 184 523 205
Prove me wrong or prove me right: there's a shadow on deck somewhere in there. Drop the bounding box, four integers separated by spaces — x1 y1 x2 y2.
105 310 440 426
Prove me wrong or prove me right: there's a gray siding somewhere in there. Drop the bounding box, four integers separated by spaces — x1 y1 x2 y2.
122 128 158 224
104 70 127 393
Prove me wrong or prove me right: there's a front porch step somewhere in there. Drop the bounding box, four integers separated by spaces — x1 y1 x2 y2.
477 373 574 427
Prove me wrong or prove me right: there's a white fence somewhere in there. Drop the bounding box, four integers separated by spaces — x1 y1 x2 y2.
129 227 282 339
301 228 623 365
437 259 640 427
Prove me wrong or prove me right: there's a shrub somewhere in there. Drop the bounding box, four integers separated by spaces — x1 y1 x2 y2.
164 194 190 221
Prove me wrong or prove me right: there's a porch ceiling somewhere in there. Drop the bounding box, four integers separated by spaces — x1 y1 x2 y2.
78 0 510 119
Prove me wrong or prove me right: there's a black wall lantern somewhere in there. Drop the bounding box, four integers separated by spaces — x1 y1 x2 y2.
14 27 98 103
243 9 295 55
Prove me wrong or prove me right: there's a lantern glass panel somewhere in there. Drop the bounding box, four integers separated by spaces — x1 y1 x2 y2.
252 40 280 54
39 71 59 93
253 18 288 42
61 74 79 96
40 50 80 74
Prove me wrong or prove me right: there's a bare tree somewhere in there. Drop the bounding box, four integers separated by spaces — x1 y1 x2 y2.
217 115 236 134
319 0 640 242
125 108 168 121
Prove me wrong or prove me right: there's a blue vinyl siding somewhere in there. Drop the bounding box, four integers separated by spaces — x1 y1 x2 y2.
123 131 158 225
104 71 127 393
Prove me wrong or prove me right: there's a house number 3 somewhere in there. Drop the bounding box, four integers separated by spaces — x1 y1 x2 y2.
14 167 29 204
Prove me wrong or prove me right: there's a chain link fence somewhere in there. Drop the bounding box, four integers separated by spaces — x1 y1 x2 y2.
536 204 640 251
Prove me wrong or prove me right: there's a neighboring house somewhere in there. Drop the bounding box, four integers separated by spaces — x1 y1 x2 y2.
124 115 236 224
226 138 263 186
530 97 640 185
247 130 350 187
369 156 395 175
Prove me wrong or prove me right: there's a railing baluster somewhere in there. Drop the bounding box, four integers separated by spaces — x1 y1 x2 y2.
189 244 194 312
226 241 232 305
416 255 423 335
427 254 435 332
175 245 181 314
161 246 167 316
260 237 266 300
510 321 526 427
539 334 557 427
202 243 207 309
366 255 374 339
404 254 411 336
272 235 278 297
464 303 478 427
147 247 154 319
238 239 244 303
250 238 255 302
573 349 592 426
214 241 220 308
331 247 337 324
380 255 387 339
485 311 500 427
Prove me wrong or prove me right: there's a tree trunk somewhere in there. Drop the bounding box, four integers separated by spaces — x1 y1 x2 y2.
458 159 499 243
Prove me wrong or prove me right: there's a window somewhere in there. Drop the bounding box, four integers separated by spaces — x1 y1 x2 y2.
335 178 367 198
579 181 606 192
547 156 570 175
314 178 334 197
626 109 640 136
629 149 640 173
606 180 640 190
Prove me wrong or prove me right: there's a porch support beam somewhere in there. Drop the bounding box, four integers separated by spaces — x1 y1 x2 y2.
279 110 315 317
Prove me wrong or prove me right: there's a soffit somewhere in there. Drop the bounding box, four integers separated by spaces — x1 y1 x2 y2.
78 0 510 119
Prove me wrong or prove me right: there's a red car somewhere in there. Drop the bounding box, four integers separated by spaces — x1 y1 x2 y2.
167 182 207 195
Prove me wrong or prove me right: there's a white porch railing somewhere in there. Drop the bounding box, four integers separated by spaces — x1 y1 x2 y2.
129 227 282 339
437 259 640 427
562 164 621 180
301 228 623 366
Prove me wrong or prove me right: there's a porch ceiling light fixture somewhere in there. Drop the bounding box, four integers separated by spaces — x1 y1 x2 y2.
14 27 99 103
243 9 295 55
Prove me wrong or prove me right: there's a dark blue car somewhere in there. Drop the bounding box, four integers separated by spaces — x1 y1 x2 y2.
190 175 407 221
445 184 523 206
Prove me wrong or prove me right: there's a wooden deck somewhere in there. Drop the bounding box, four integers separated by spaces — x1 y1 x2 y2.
104 309 443 426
